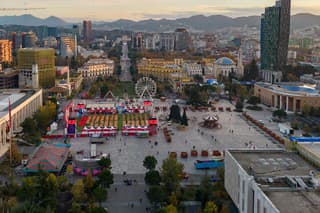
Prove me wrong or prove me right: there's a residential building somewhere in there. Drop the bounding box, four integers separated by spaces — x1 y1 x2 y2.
42 37 58 48
83 20 92 43
131 32 144 49
254 82 320 112
22 32 37 48
261 0 291 71
78 58 114 79
160 33 175 51
0 40 12 63
57 36 77 57
174 28 191 51
47 27 58 37
0 89 43 157
0 68 19 89
225 149 320 213
18 48 56 89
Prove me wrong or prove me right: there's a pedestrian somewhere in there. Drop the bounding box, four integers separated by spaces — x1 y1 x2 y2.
151 145 153 149
131 203 134 208
115 187 117 192
140 198 142 203
157 151 159 155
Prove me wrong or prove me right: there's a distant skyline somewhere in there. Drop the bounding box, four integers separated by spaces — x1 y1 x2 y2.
1 0 319 21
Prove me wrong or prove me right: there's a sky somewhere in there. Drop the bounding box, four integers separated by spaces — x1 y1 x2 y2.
1 0 320 21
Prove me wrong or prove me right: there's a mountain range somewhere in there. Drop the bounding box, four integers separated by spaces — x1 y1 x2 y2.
0 13 319 32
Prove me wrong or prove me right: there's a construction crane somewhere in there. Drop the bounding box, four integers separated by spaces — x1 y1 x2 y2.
0 8 46 11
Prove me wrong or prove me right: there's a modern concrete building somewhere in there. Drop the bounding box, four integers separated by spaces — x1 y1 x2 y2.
160 33 175 51
174 28 191 51
78 58 114 79
82 20 92 43
0 89 43 157
261 0 291 71
18 48 56 89
225 149 320 213
254 82 320 112
0 40 13 63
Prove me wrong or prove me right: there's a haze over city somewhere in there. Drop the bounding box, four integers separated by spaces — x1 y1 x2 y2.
1 0 320 21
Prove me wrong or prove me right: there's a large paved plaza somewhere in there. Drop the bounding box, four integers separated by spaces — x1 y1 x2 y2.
70 100 280 175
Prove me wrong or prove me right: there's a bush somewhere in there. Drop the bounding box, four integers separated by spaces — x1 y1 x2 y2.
247 96 260 105
246 105 263 111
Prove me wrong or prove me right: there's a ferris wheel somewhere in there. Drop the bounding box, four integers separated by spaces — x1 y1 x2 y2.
135 77 157 100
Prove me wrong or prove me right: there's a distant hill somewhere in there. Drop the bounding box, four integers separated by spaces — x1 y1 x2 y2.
0 13 319 31
0 14 68 27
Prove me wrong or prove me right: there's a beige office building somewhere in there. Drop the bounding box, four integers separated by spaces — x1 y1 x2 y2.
0 40 13 63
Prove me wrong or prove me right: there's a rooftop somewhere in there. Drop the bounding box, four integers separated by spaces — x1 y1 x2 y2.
0 90 36 117
256 82 320 97
231 150 315 177
230 150 320 213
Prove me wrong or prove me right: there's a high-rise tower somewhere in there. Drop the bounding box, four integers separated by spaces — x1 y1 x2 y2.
83 20 92 43
260 0 291 71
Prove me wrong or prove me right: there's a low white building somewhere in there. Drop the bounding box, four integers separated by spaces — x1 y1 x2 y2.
0 89 43 157
78 58 114 79
225 149 320 213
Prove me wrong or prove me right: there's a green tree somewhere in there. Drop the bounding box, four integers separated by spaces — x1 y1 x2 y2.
143 156 158 171
161 157 184 194
203 201 219 213
243 59 259 81
169 105 182 123
147 185 167 204
98 157 112 170
196 176 215 206
273 109 287 120
97 170 114 188
100 84 109 98
145 170 161 185
21 117 41 144
181 109 188 126
235 99 243 112
247 96 260 105
193 74 204 84
93 186 108 207
83 173 95 194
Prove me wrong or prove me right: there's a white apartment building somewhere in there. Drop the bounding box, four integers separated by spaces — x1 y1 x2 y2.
78 58 114 79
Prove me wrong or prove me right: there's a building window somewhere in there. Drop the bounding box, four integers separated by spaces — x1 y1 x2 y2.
263 207 267 213
257 199 260 213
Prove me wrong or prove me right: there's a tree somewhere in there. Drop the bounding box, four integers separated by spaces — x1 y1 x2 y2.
169 105 181 123
161 157 184 194
273 109 287 120
235 99 243 112
145 170 161 185
98 157 111 170
100 84 109 98
220 204 229 213
93 186 107 207
181 109 188 126
21 117 41 144
196 176 215 206
165 204 177 213
203 201 219 213
147 186 167 204
72 179 87 203
143 156 157 171
247 96 260 105
97 170 114 188
83 173 95 194
243 59 259 81
193 74 204 84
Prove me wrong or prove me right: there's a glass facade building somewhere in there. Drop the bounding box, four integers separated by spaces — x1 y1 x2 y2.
261 0 291 71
